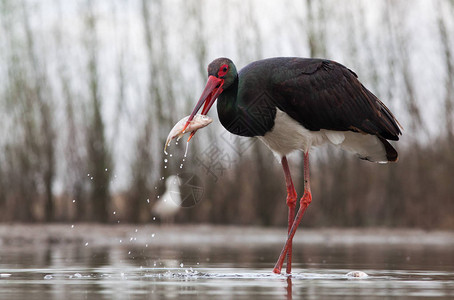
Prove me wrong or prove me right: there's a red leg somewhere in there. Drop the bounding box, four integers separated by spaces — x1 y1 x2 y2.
280 156 297 274
273 151 312 274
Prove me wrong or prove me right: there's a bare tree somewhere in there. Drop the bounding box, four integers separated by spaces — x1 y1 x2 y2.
305 0 327 58
437 1 454 145
53 0 88 221
83 2 112 222
22 1 56 222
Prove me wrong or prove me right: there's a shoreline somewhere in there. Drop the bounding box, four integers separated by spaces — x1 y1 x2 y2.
0 224 453 247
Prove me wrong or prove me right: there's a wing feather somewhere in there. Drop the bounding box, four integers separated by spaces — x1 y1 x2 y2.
270 59 401 141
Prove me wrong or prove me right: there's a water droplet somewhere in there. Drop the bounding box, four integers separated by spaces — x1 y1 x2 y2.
72 199 76 203
153 217 156 221
164 166 167 169
90 177 93 180
85 242 89 246
87 173 90 177
145 244 148 247
184 141 189 157
180 263 184 268
179 164 183 169
44 274 53 280
154 187 157 190
135 229 138 233
164 159 168 163
147 199 150 203
71 225 74 229
113 211 116 215
161 177 165 180
151 233 155 237
157 196 160 199
119 239 122 243
128 251 131 255
175 141 179 145
169 154 173 157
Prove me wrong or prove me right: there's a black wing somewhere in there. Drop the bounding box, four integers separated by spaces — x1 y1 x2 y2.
270 58 402 141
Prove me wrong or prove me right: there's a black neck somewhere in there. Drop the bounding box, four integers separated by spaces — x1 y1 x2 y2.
217 75 275 137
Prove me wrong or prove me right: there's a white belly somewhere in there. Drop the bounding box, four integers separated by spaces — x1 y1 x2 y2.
258 109 388 162
258 109 325 156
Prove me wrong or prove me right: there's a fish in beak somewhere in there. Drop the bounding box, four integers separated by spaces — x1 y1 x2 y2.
182 75 224 141
164 114 213 154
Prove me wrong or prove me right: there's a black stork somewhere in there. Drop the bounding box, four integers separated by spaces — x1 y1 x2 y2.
183 57 402 275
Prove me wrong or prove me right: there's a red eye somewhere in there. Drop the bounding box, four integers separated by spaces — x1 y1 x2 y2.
218 64 229 77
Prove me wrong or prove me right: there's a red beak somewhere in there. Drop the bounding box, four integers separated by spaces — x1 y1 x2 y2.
183 75 224 139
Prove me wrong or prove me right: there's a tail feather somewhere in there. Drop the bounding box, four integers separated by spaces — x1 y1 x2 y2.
378 137 398 162
335 131 398 163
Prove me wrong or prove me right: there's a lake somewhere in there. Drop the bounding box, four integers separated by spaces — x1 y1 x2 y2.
0 225 453 299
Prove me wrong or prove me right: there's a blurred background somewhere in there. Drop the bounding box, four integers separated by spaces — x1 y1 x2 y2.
0 0 453 228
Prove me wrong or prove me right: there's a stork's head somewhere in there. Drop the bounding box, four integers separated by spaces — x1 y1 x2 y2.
183 58 237 133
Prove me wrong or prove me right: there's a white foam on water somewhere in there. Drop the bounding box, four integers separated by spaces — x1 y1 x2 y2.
346 270 369 278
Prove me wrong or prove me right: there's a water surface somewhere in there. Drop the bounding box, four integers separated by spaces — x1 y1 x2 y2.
0 225 453 299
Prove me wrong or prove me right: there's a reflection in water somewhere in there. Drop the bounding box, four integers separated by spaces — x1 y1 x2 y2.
286 276 292 300
0 235 453 299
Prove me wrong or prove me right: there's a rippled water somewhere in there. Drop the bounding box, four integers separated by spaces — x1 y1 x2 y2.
0 226 453 299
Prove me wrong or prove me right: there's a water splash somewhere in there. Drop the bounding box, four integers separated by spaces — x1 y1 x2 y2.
346 271 368 278
184 141 189 157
